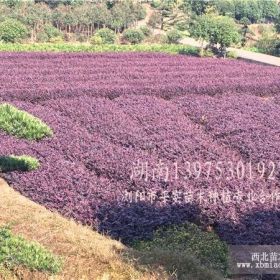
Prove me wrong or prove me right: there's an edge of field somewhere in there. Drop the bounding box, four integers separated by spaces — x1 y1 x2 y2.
0 178 167 280
0 178 226 280
0 43 199 55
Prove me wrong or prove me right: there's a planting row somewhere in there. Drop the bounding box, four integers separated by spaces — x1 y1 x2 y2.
1 52 280 244
0 53 279 103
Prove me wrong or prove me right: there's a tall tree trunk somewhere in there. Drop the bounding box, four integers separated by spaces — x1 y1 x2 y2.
90 24 93 36
87 25 90 38
31 28 34 42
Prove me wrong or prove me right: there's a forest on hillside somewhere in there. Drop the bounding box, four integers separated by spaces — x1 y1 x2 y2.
0 0 279 55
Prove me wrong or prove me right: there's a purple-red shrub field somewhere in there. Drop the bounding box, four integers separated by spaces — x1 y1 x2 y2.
1 52 280 244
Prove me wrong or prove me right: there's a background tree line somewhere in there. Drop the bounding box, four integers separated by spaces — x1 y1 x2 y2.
0 0 279 57
0 0 146 42
183 0 280 24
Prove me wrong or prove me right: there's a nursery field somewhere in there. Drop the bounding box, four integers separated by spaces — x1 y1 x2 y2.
1 52 280 245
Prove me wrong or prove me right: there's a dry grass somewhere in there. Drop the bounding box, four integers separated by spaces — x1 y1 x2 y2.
0 179 225 280
0 179 169 280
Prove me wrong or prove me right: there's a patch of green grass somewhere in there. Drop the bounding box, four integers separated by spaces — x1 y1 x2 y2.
243 46 261 53
0 227 62 274
0 155 39 172
0 42 199 55
132 223 228 276
0 103 53 140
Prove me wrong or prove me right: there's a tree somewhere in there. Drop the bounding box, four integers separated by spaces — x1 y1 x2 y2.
213 0 235 17
92 3 111 29
131 2 146 21
3 0 20 8
246 0 261 23
260 0 279 22
166 29 182 44
148 11 162 29
209 16 240 55
110 2 127 32
276 14 280 33
94 28 116 44
182 0 213 16
52 4 77 34
152 0 178 30
0 4 12 22
15 2 51 42
240 17 253 47
123 28 144 44
211 0 280 23
0 18 28 42
189 14 214 49
73 3 92 37
189 14 240 56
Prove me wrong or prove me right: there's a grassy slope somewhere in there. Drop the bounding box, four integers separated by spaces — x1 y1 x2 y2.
0 178 164 280
0 178 224 280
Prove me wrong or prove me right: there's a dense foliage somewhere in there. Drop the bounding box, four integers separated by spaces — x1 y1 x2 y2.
255 35 280 56
123 28 145 44
189 14 240 54
1 52 280 245
184 0 280 24
0 18 28 43
0 0 146 42
133 223 228 274
166 29 182 44
93 28 116 44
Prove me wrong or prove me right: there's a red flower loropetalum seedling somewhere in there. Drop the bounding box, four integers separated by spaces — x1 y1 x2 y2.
0 52 280 244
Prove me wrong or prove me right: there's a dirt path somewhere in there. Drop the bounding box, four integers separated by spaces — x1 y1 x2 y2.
181 37 280 67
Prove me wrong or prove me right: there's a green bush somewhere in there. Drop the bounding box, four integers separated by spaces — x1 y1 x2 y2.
151 0 161 8
239 17 250 26
140 25 152 37
48 36 64 43
0 155 39 172
94 28 116 44
0 18 28 43
0 227 62 273
227 50 238 59
36 28 64 44
199 48 215 57
75 33 88 43
133 223 228 274
43 24 62 40
90 34 103 45
123 29 145 44
36 31 49 43
0 103 53 140
37 25 63 43
166 29 182 44
135 4 147 20
256 36 280 56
